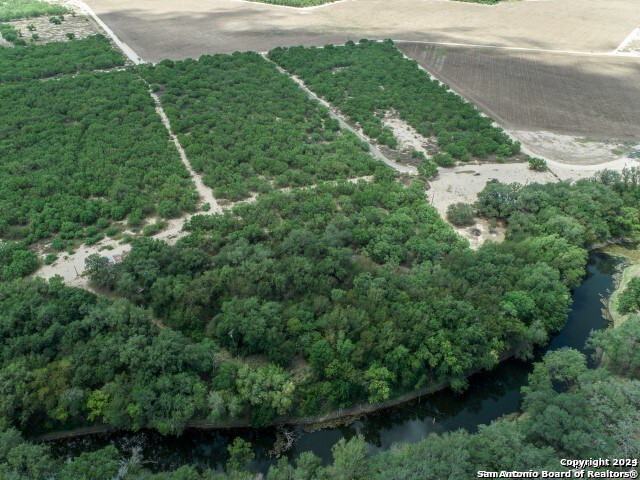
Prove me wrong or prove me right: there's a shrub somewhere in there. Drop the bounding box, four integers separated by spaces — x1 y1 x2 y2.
446 202 476 226
432 153 455 167
527 156 548 172
44 253 57 265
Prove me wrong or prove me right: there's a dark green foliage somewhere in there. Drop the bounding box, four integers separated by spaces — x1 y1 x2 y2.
0 0 68 21
0 70 197 243
93 178 573 414
0 35 124 83
616 277 640 314
476 175 640 249
269 40 518 161
0 242 39 280
446 202 475 226
138 53 379 200
0 277 210 435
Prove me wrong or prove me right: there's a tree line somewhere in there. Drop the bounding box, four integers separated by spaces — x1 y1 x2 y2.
1 319 637 479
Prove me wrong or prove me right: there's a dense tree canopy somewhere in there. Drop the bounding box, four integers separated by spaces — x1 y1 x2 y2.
86 176 575 421
269 40 519 161
0 35 125 83
138 53 380 200
0 70 197 244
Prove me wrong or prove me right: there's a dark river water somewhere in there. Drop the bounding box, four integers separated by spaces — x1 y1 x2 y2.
49 252 621 473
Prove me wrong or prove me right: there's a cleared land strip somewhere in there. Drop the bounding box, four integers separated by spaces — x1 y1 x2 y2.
263 54 417 175
149 91 222 213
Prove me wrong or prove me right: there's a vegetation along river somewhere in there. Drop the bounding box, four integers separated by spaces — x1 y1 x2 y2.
48 252 621 474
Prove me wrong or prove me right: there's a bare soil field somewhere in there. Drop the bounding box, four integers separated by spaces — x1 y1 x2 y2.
397 42 640 143
82 0 640 62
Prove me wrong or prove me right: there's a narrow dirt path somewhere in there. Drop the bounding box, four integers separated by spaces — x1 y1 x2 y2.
263 54 417 175
149 91 222 213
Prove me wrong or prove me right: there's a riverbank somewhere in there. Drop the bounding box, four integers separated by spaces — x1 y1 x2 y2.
37 352 513 442
604 244 640 327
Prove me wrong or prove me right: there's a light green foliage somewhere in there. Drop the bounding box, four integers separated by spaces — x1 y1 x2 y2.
0 0 68 21
527 156 548 171
0 70 197 243
138 53 379 200
269 40 518 161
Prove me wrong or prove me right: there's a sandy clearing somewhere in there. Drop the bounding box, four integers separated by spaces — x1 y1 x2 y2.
382 112 433 157
83 0 640 62
428 162 557 219
508 129 640 168
452 217 505 250
7 13 100 44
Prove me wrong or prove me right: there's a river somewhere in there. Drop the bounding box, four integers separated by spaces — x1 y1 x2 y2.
48 252 620 473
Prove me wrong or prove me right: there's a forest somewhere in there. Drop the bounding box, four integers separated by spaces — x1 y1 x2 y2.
1 317 637 479
4 168 637 437
268 40 519 162
0 69 198 245
0 0 68 22
0 35 125 83
138 53 380 201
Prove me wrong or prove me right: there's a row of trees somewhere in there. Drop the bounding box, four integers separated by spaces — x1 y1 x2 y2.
0 35 125 83
268 40 520 162
0 69 198 243
138 53 380 201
